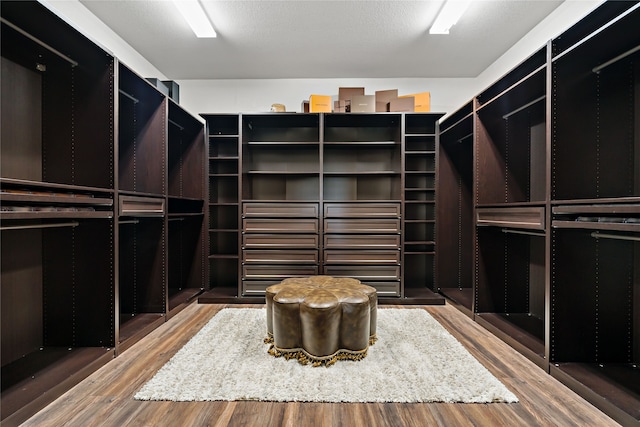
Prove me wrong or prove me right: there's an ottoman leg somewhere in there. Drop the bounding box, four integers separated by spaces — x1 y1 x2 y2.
300 290 340 362
339 296 370 352
272 292 304 351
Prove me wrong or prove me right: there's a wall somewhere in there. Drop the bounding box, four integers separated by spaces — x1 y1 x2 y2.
41 0 603 117
43 0 167 81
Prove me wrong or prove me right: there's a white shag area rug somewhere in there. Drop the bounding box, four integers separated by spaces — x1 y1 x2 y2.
134 308 518 404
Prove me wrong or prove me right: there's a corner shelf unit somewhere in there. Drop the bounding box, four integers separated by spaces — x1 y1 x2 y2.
199 112 444 305
0 2 206 424
439 2 640 425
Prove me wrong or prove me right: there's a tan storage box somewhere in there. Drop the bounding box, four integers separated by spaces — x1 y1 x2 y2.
309 94 332 112
400 92 430 112
338 87 365 100
375 89 398 112
389 97 415 112
350 95 376 112
333 99 350 113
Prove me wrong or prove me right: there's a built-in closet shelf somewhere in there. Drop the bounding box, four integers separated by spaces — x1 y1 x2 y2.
550 363 640 427
436 100 474 313
476 207 545 230
0 347 115 426
475 313 546 369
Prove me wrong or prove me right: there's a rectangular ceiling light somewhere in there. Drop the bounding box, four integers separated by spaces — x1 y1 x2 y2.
174 0 217 38
429 0 471 34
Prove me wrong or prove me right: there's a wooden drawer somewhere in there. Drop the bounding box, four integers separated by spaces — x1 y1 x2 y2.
323 250 400 264
243 233 319 248
324 234 400 249
323 265 400 280
324 203 400 218
364 281 401 296
243 264 319 279
476 207 545 230
119 195 165 217
243 218 318 233
324 218 400 233
243 250 318 264
243 202 319 218
242 280 280 295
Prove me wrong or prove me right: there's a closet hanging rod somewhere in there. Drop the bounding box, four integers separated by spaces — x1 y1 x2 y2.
168 119 185 131
591 231 640 242
1 17 79 68
502 95 546 120
168 217 185 221
458 133 473 143
0 221 79 231
119 219 140 225
502 228 545 237
118 89 140 104
439 113 472 136
592 44 640 74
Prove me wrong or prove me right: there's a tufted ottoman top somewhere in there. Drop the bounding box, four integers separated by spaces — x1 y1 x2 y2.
265 276 377 366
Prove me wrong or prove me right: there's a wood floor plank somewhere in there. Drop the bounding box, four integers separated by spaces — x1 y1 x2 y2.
19 302 621 427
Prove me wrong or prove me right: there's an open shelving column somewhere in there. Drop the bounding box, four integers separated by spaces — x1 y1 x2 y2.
1 1 116 424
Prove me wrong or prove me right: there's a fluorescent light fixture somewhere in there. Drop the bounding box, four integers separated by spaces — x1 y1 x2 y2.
174 0 217 38
429 0 471 34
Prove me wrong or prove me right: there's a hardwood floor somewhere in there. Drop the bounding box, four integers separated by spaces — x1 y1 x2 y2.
20 302 620 427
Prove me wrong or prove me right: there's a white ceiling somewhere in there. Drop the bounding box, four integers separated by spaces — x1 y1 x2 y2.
78 0 565 80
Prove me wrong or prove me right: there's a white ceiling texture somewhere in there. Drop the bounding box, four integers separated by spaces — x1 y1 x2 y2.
79 0 565 80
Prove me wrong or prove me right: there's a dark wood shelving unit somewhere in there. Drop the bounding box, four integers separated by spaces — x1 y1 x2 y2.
200 112 444 303
1 1 117 423
473 44 549 370
547 3 640 425
116 63 167 353
166 101 207 315
1 2 206 424
402 114 444 304
436 102 474 315
439 2 640 425
200 114 241 298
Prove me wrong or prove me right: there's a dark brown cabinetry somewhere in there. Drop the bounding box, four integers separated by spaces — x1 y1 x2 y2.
166 101 207 315
200 112 444 302
404 114 442 301
473 46 548 368
548 3 640 425
1 2 206 424
440 2 640 425
436 102 474 313
202 114 241 299
117 63 167 351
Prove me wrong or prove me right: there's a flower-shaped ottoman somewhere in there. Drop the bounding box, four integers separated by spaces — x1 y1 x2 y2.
265 276 377 366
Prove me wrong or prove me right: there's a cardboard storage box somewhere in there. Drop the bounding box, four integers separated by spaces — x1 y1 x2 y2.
338 87 365 101
389 97 415 112
400 92 430 112
375 89 398 112
334 100 350 113
350 95 376 112
309 95 332 112
301 100 310 113
145 78 169 97
162 80 180 103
